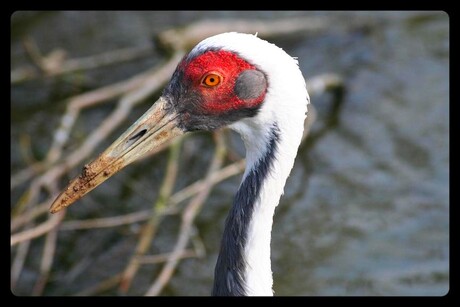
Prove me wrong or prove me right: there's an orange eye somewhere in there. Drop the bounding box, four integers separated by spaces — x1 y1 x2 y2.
202 73 222 87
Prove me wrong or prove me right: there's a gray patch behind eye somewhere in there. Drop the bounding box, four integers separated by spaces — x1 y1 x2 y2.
234 70 267 100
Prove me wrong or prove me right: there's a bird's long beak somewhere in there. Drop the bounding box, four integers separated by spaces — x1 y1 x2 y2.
49 97 183 214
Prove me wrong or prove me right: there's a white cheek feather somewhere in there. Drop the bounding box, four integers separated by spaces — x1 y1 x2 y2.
194 33 309 296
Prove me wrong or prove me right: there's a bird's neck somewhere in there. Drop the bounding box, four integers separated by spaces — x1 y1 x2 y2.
213 118 303 296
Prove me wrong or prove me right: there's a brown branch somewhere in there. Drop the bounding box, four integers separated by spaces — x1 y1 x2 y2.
32 227 58 295
49 46 152 76
11 240 31 290
11 211 65 246
165 158 245 213
73 249 197 296
29 184 60 296
136 249 197 264
60 209 151 231
74 274 123 296
157 17 332 51
11 66 37 84
11 199 52 232
11 176 45 220
22 36 48 73
307 73 344 96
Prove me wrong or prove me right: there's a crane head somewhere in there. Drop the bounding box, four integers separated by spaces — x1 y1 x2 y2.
49 33 272 213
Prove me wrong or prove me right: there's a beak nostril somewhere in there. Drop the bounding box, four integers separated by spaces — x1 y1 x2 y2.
126 129 147 147
129 129 147 141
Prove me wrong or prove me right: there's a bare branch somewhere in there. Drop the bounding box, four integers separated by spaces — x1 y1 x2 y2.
307 73 344 95
11 241 31 290
11 211 65 246
136 249 197 264
32 228 58 295
12 43 152 84
60 209 151 230
157 17 331 51
50 46 152 76
11 199 52 232
22 37 48 72
74 274 122 296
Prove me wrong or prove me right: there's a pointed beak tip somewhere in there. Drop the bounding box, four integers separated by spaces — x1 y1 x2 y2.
49 188 74 214
49 198 66 214
49 206 62 214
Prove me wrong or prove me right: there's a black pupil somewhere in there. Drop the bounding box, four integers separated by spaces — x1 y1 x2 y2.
209 77 215 83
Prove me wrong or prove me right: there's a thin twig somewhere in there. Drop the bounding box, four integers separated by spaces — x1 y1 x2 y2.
165 158 245 213
136 249 197 264
11 199 52 232
11 240 31 290
11 66 36 84
22 37 47 72
29 184 60 296
48 46 152 76
157 17 333 51
189 225 207 258
12 44 152 83
32 227 58 295
60 209 151 230
11 178 44 220
74 274 122 296
307 73 344 96
11 211 65 246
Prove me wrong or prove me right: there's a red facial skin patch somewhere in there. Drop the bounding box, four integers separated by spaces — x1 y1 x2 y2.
183 50 266 114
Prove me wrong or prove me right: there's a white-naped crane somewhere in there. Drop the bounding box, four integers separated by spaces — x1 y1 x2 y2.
50 32 309 296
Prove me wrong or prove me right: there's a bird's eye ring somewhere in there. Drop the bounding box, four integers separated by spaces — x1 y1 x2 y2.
202 73 222 87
